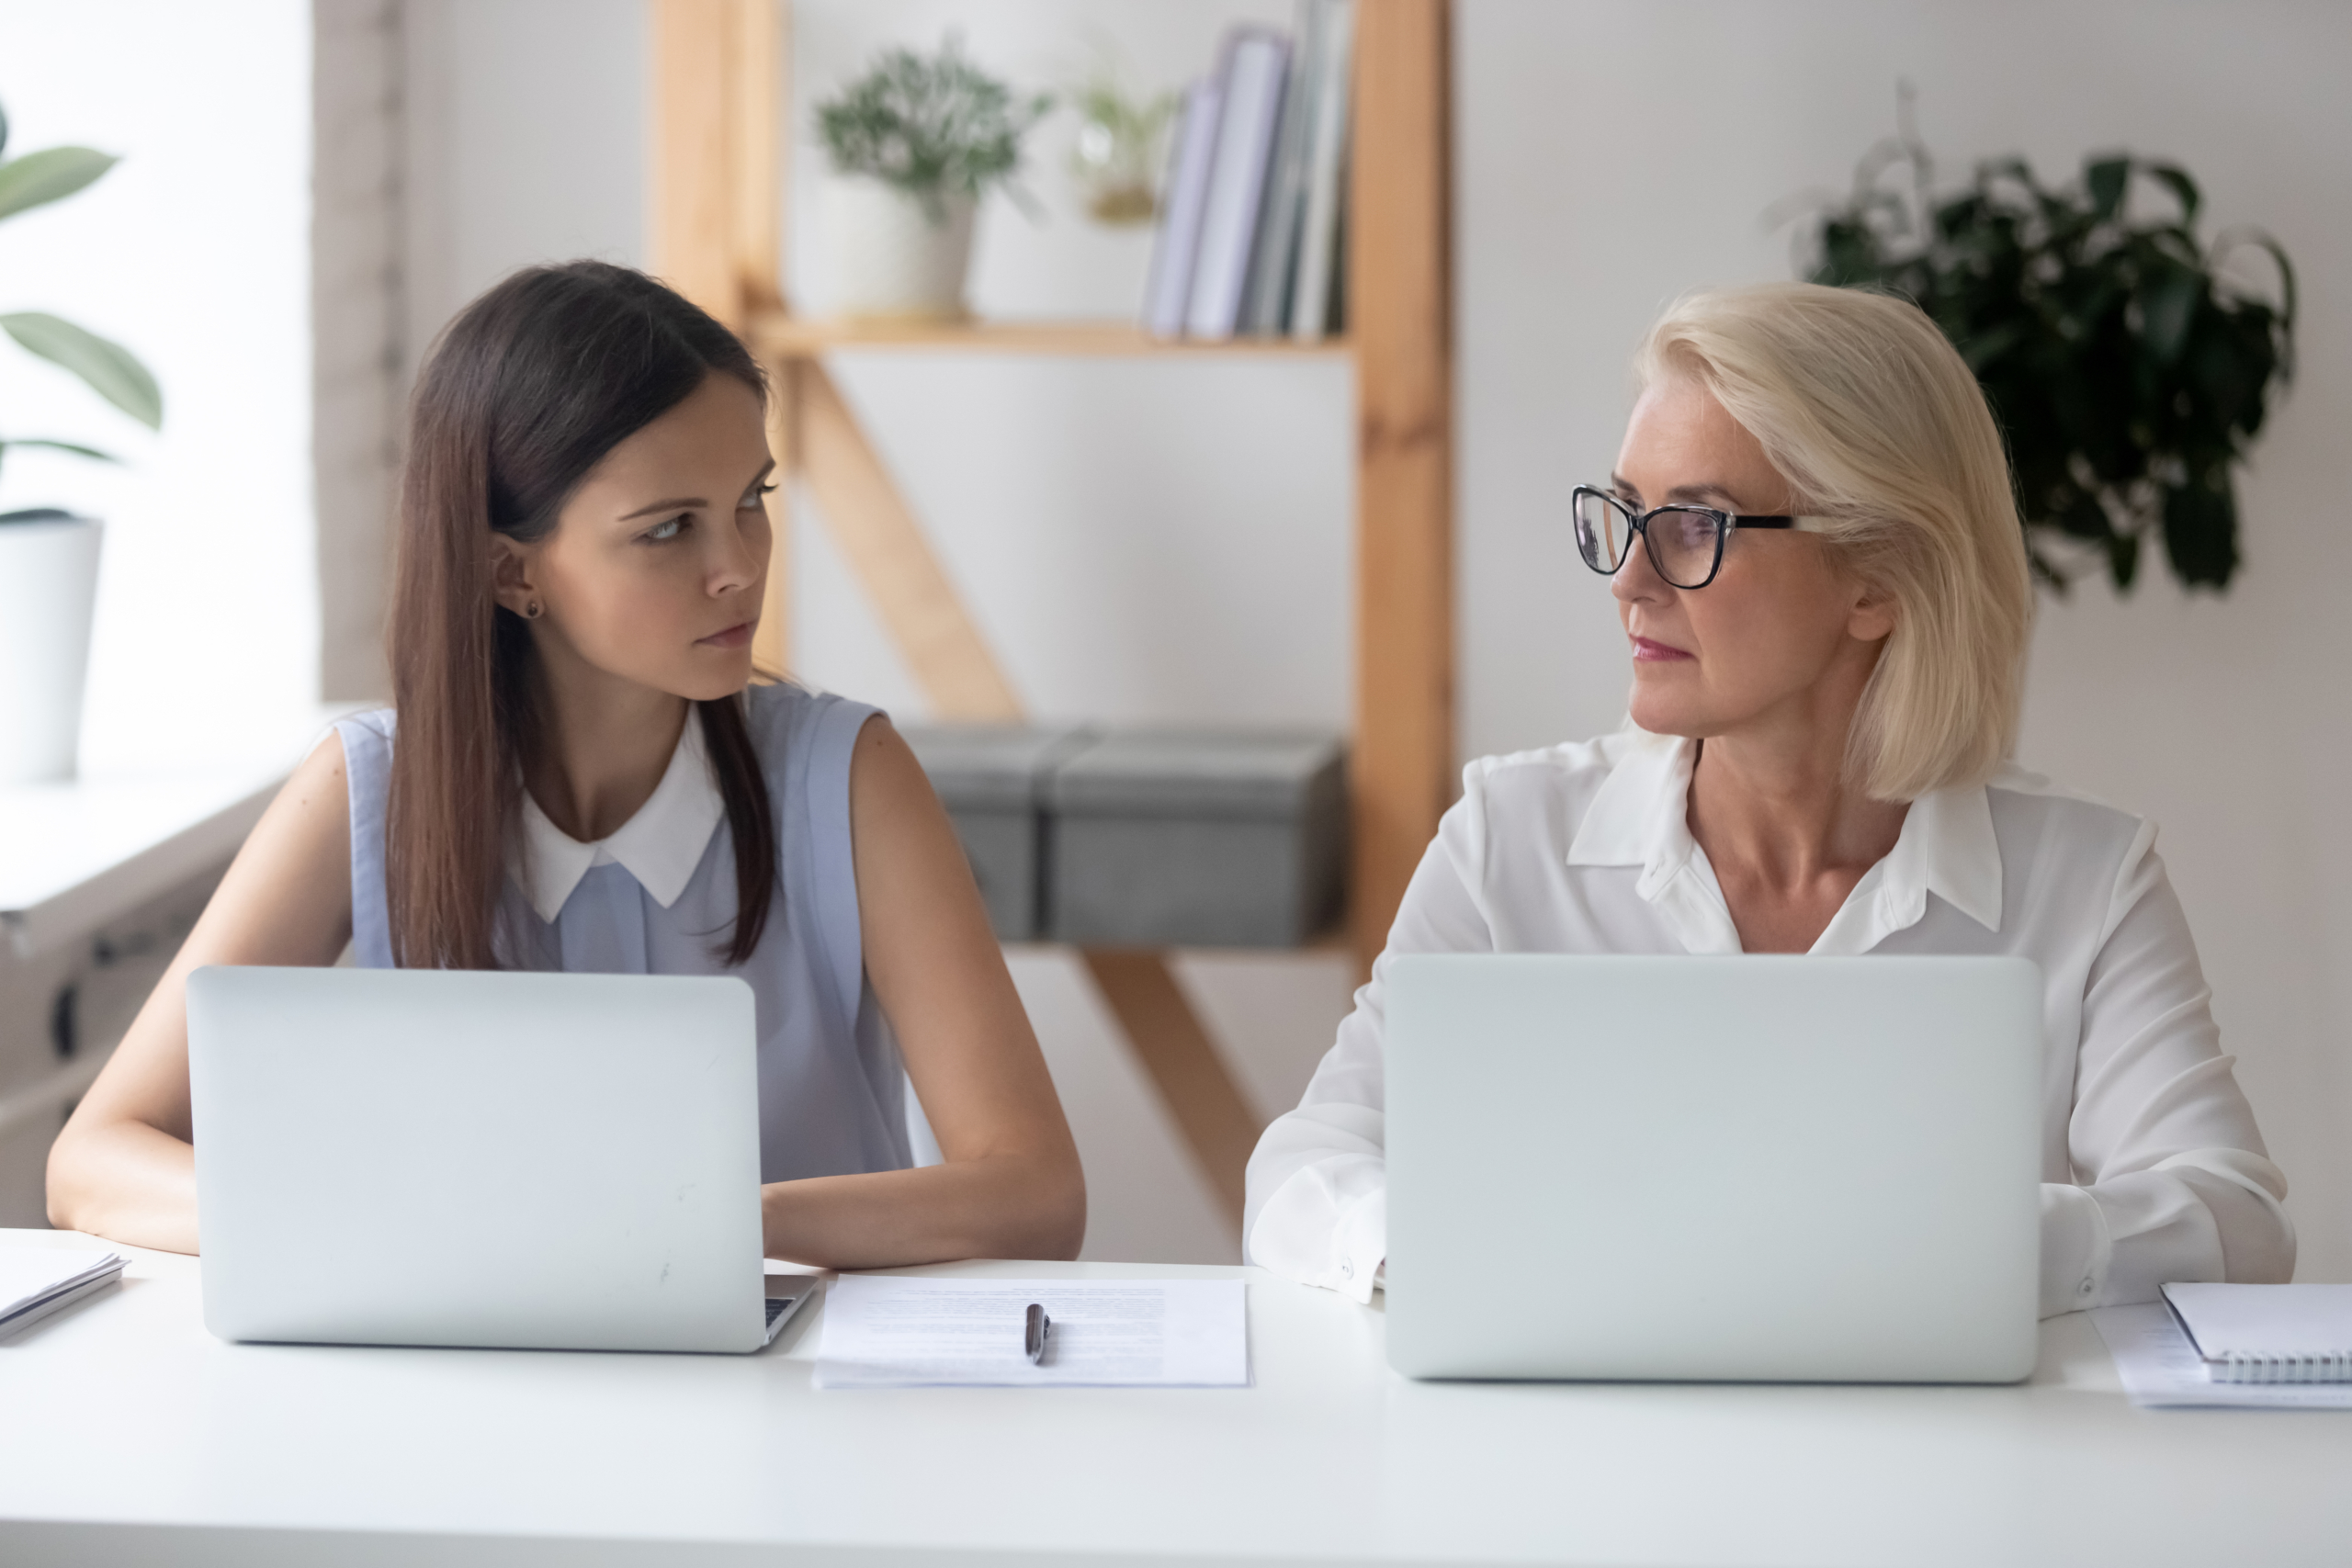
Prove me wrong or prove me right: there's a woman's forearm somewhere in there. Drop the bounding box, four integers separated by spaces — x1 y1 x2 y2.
52 1119 1087 1269
759 1154 1086 1269
46 1120 202 1255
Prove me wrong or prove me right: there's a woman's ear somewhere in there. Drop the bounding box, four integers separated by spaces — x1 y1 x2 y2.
1847 581 1897 646
488 536 540 620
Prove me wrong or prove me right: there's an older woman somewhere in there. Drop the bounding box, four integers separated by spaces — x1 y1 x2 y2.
1246 282 2292 1317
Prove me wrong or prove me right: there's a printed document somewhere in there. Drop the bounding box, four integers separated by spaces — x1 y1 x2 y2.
2092 1303 2352 1409
814 1277 1249 1389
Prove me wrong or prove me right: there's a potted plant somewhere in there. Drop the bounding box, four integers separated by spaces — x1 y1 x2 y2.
1068 74 1178 227
0 99 162 785
814 37 1050 320
1800 107 2294 592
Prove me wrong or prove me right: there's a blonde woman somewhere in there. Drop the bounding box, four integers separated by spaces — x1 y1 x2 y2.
1246 282 2291 1315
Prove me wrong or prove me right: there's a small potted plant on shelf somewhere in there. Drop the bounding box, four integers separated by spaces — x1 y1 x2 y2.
1796 99 2294 593
1068 73 1178 227
814 36 1051 321
0 99 163 785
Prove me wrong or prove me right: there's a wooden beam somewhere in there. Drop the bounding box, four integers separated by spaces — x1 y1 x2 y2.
749 312 1352 359
752 355 797 677
794 361 1023 721
650 0 782 329
648 0 737 323
1078 949 1261 1237
729 0 786 318
1348 0 1455 977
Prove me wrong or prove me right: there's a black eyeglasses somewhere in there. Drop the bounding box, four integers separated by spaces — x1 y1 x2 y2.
1571 485 1825 590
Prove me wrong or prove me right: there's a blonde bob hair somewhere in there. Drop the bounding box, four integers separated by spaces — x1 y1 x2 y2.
1634 282 2033 803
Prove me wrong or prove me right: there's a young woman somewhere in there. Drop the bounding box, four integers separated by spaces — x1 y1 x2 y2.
48 260 1086 1265
1246 282 2293 1314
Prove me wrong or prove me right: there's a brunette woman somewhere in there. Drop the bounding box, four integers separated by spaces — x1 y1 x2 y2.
48 261 1087 1264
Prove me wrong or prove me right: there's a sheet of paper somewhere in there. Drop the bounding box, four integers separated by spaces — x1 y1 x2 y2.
2092 1303 2352 1409
2162 1282 2352 1361
0 1247 124 1323
814 1278 1249 1389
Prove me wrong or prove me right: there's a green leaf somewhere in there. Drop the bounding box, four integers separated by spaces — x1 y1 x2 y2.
0 101 10 161
0 437 117 462
0 311 162 428
2138 264 2202 364
2142 164 2200 227
2086 157 2130 221
0 145 118 222
2209 228 2298 367
2162 473 2237 588
2106 530 2140 592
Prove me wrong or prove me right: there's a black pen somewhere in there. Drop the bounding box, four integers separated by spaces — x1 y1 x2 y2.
1023 1302 1051 1365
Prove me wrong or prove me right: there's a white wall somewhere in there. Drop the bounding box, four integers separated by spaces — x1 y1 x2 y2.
391 0 2352 1277
0 0 314 770
401 0 646 358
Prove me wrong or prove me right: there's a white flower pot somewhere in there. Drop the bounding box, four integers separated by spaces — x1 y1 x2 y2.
821 176 977 321
0 513 103 785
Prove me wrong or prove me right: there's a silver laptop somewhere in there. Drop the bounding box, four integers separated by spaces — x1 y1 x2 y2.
187 966 808 1354
1384 954 2042 1382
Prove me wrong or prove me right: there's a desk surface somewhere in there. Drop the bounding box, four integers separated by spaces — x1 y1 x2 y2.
3 1229 2348 1567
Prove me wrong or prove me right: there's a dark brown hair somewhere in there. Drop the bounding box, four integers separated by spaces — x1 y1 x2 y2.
385 261 776 969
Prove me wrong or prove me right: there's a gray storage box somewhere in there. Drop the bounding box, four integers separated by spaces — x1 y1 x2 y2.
1046 730 1347 948
899 724 1091 941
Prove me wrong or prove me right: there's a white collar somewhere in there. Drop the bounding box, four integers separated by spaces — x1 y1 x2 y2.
509 710 725 923
1566 729 2003 952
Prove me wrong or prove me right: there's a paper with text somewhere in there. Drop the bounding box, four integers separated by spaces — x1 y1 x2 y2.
814 1278 1250 1389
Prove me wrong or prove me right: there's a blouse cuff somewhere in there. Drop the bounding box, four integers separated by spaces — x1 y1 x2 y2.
1328 1188 1387 1305
2040 1181 2111 1317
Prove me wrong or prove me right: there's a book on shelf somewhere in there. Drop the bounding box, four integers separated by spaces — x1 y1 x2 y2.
1143 1 1354 343
1183 28 1292 340
1239 4 1324 336
1286 0 1354 344
1143 73 1226 339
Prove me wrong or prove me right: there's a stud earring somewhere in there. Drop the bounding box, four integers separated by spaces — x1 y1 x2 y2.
525 601 542 620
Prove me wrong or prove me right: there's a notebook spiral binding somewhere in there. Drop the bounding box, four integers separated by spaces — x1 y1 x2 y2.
2213 1350 2352 1384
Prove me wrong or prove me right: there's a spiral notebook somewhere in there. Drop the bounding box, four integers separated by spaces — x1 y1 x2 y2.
2164 1282 2352 1383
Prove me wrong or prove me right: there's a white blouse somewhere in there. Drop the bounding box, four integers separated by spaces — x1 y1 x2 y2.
1244 729 2294 1315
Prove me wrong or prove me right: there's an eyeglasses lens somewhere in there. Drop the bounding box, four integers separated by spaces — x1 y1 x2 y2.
1573 491 1630 574
1648 507 1723 588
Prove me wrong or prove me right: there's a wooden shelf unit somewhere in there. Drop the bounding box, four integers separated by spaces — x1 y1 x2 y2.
749 310 1353 359
650 0 1453 1242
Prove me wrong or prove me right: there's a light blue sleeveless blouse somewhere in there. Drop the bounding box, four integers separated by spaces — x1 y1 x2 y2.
335 684 914 1182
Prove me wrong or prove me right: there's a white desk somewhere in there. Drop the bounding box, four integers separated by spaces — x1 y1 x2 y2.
3 1233 2349 1565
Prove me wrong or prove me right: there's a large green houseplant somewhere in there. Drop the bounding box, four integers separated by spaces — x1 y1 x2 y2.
1802 115 2294 592
0 98 164 784
0 101 162 508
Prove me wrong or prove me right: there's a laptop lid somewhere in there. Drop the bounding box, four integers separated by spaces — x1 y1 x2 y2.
188 966 769 1354
1384 954 2041 1383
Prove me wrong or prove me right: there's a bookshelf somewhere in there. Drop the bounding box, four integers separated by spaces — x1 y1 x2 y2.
749 313 1352 357
650 0 1452 1240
